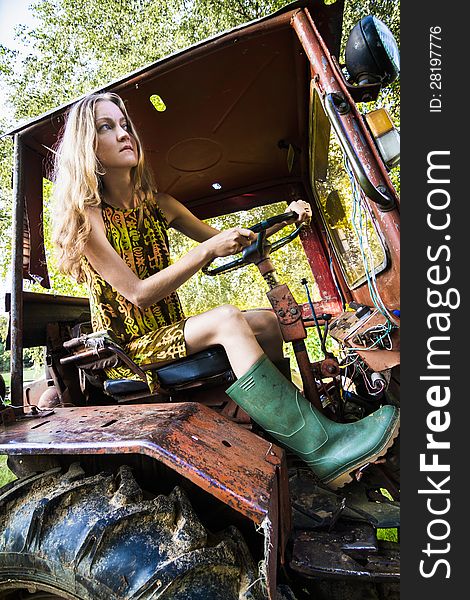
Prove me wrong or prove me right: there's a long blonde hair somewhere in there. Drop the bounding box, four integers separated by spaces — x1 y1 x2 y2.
52 92 156 282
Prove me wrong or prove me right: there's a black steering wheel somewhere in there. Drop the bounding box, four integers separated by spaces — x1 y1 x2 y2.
202 211 305 276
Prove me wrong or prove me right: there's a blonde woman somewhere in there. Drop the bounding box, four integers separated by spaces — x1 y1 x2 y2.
53 92 399 489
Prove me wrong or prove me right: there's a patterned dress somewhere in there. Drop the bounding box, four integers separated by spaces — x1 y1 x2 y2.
82 199 187 391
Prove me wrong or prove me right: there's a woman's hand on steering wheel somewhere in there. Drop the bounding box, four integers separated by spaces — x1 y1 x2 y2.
263 199 312 238
287 198 312 225
203 227 257 260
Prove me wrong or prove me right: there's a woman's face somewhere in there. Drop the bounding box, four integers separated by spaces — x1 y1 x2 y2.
94 100 138 170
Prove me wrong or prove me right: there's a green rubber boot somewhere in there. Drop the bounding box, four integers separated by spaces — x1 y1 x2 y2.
226 355 399 489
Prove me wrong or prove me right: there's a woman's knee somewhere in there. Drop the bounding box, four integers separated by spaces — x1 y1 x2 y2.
185 304 265 362
245 309 280 336
212 304 245 326
185 305 248 346
259 309 279 329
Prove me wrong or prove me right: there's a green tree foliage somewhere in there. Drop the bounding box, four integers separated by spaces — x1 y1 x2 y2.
0 315 10 372
1 1 288 125
0 134 13 281
177 0 288 42
0 45 16 77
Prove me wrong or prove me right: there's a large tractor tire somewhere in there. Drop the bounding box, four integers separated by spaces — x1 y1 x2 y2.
0 463 265 600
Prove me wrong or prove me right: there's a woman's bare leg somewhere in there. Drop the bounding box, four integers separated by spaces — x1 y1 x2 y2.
184 305 282 377
242 309 284 363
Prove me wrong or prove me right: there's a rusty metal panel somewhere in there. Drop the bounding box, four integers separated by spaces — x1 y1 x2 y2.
267 284 307 341
0 402 290 599
0 403 275 523
10 134 26 408
23 145 50 288
298 226 344 315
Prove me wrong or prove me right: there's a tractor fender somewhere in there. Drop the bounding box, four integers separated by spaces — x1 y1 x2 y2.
0 402 291 600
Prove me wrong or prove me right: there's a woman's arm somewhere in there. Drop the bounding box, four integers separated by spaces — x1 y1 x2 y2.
156 192 311 241
156 192 219 242
83 207 255 309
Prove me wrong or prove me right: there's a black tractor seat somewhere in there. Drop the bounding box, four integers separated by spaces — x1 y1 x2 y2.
103 346 234 396
60 331 234 400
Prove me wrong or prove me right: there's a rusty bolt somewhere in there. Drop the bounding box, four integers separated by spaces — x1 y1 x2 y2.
278 309 285 317
290 307 298 315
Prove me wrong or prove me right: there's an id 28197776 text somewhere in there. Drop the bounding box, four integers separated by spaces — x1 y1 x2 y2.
429 26 442 113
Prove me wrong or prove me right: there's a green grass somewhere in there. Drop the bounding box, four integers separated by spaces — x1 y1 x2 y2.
376 488 399 542
0 455 16 488
377 528 398 542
